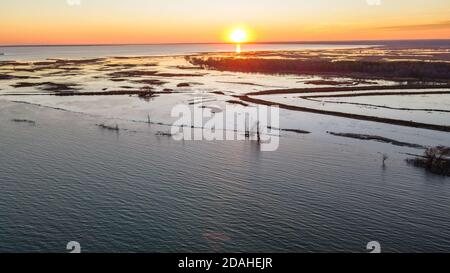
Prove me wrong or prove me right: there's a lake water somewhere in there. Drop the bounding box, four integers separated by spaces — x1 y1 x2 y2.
1 100 450 253
1 44 450 253
0 43 365 61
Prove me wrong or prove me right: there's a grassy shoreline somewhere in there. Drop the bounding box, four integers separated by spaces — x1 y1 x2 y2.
187 48 450 82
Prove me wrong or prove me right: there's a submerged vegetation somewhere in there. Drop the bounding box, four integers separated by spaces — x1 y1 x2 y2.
267 126 311 134
407 146 450 176
137 86 156 99
177 82 191 87
155 131 174 137
0 74 37 80
11 119 36 125
327 132 425 148
11 81 80 92
304 80 367 86
96 123 120 131
226 100 249 107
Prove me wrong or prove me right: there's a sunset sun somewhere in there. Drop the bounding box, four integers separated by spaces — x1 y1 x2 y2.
229 28 249 53
230 29 248 44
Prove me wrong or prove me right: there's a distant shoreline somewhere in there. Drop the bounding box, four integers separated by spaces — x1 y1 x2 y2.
1 39 449 48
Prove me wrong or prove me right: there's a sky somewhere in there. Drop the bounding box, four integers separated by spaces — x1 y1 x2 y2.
0 0 449 45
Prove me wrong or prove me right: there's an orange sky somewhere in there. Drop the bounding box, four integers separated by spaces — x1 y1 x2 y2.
1 0 449 45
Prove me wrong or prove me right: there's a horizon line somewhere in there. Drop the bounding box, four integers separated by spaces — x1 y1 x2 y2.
1 38 450 47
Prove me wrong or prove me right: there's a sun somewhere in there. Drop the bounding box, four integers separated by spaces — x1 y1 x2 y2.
230 29 248 44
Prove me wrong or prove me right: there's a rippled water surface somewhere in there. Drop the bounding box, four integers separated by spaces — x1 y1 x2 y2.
1 44 450 253
1 101 450 253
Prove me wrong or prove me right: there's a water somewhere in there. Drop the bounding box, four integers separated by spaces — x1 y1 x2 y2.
262 91 450 126
1 43 450 253
1 100 450 253
0 43 365 61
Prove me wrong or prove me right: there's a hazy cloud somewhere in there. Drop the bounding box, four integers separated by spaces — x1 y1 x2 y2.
377 21 450 31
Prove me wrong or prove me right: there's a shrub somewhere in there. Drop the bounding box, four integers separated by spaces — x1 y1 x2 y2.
407 146 450 176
